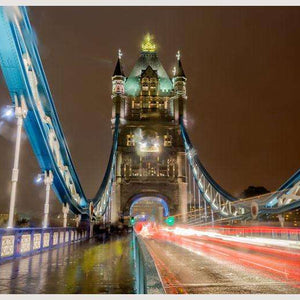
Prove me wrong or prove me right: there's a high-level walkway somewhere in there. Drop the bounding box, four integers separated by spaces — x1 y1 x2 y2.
0 234 135 294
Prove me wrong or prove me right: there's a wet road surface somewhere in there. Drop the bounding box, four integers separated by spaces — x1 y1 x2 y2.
143 236 300 294
0 234 135 294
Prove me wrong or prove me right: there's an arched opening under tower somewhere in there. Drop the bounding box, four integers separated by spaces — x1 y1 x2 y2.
129 196 169 223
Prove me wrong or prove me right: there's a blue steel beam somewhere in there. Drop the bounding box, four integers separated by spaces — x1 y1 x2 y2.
91 115 119 215
265 169 300 207
0 7 89 216
180 116 300 218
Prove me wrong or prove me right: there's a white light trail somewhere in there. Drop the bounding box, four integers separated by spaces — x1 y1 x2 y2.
160 226 300 250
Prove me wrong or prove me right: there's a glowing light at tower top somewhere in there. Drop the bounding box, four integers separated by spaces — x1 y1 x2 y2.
141 33 157 52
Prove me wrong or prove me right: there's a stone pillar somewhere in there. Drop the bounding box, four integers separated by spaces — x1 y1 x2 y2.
179 182 188 223
178 96 187 121
177 152 188 223
75 214 81 228
201 199 205 220
110 181 121 225
62 203 69 228
177 152 186 179
110 151 122 225
278 214 285 227
158 206 164 224
89 221 94 238
116 152 122 177
173 97 179 123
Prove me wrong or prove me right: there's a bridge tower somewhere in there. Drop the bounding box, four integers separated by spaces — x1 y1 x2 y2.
110 34 188 223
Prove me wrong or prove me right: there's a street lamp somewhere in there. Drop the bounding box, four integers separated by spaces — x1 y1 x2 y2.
43 171 53 228
7 95 28 229
34 171 54 228
34 173 43 184
1 105 14 120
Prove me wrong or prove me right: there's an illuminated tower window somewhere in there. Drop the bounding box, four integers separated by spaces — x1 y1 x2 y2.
126 133 135 146
140 66 159 97
142 78 149 94
150 78 158 96
113 80 125 94
164 134 172 147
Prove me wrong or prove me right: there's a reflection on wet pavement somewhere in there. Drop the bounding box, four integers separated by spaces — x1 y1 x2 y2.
144 238 300 294
0 234 135 294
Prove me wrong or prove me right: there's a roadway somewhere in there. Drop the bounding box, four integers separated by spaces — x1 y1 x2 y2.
140 225 300 294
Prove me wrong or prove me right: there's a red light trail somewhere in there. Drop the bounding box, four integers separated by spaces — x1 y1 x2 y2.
137 223 300 292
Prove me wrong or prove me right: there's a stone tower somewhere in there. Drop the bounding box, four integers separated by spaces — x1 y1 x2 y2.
110 34 188 223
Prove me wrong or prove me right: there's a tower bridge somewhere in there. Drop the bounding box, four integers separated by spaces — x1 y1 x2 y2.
0 6 300 294
110 34 188 223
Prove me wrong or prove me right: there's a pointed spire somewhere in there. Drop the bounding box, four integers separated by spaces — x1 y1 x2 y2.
113 49 125 77
118 48 123 59
172 66 176 77
175 50 186 78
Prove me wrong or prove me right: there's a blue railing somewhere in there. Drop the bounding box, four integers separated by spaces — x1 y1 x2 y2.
0 227 89 264
132 231 165 294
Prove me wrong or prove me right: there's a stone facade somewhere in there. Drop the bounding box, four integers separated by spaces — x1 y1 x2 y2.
110 36 188 223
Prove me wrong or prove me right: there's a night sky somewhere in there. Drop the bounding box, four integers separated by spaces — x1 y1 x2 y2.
1 6 300 220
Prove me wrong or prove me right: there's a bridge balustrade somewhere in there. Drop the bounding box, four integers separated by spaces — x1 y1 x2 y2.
0 227 89 264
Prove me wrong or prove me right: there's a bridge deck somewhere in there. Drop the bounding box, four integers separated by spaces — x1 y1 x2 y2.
0 234 135 294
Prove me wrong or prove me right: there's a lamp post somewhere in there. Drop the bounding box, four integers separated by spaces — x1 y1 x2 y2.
43 170 53 228
75 214 81 228
62 203 69 228
7 95 28 229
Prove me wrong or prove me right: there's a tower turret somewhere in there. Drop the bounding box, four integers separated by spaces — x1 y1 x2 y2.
112 49 126 124
172 51 187 122
173 50 187 96
112 49 125 95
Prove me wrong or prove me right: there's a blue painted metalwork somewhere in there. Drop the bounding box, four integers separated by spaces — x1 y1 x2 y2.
0 7 119 218
180 117 237 202
132 230 165 294
260 199 300 216
91 115 119 215
180 116 300 217
0 7 89 215
265 169 300 207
